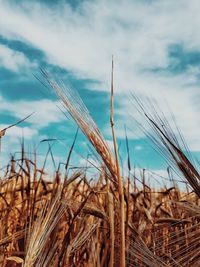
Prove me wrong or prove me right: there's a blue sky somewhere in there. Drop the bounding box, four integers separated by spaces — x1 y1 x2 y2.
0 0 200 181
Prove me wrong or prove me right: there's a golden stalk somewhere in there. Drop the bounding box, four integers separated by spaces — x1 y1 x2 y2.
110 58 126 267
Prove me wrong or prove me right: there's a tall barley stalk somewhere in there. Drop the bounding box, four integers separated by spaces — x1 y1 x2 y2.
110 59 125 267
40 69 124 265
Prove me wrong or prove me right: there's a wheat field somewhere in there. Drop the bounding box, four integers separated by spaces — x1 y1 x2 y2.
1 72 200 267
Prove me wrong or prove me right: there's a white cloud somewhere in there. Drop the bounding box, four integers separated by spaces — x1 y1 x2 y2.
0 0 199 84
0 44 35 72
0 94 75 171
0 124 38 139
115 82 200 151
0 0 200 152
0 0 179 83
0 95 64 128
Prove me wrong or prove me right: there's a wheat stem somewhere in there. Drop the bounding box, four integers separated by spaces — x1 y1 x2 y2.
110 58 125 267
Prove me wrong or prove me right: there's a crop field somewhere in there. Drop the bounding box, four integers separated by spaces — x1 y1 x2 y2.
1 1 200 266
0 71 200 267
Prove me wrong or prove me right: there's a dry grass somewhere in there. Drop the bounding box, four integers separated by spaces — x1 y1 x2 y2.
1 158 200 267
1 69 200 266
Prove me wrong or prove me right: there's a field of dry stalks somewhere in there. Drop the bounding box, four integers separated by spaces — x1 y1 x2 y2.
1 70 200 267
1 157 200 267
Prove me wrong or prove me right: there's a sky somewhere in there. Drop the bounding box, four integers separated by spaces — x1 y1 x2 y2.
0 0 200 182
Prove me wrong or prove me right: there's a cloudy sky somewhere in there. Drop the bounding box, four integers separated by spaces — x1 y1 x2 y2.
0 0 200 179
